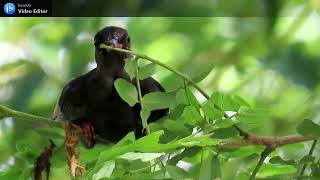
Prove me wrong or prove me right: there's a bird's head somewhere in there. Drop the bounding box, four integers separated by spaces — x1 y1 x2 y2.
94 26 131 66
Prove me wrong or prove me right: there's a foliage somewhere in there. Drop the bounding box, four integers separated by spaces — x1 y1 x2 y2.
1 2 320 179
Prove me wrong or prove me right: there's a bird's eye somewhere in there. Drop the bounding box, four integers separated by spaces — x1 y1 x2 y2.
127 37 131 43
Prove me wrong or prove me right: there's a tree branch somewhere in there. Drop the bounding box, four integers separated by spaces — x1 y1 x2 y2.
0 104 62 128
222 133 317 179
222 133 316 149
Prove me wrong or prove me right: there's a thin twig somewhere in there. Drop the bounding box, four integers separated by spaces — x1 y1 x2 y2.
249 146 274 180
0 104 62 127
134 57 150 134
183 80 192 106
300 140 318 176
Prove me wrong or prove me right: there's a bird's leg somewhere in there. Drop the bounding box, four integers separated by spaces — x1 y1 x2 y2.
80 121 96 148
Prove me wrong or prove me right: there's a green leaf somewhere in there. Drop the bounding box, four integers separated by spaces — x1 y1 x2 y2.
199 151 213 180
211 92 240 111
92 160 115 180
119 170 165 180
176 89 189 105
202 101 224 120
269 156 296 165
161 74 184 92
211 91 224 109
176 134 220 148
140 108 151 130
185 87 201 109
115 132 136 147
35 127 64 145
233 95 251 108
214 118 235 128
313 167 320 178
15 130 49 156
191 66 213 83
114 78 138 107
236 109 268 130
118 152 164 162
299 155 315 164
257 164 296 178
0 168 21 180
222 94 240 111
163 119 190 137
166 165 189 179
167 104 186 120
297 119 320 137
143 92 175 111
200 152 221 180
131 131 165 152
223 146 264 158
212 126 239 139
124 59 136 80
211 155 222 178
79 145 107 164
182 106 203 126
138 63 156 80
95 132 136 165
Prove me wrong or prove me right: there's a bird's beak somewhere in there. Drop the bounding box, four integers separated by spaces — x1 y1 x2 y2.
105 38 122 49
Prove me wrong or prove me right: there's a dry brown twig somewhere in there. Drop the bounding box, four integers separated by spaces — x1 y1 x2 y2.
34 139 56 180
64 121 85 177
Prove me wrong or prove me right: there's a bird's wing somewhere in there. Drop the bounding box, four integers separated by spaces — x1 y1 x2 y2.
57 75 89 122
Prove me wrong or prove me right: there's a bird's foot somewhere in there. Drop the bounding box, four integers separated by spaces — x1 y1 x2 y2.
80 121 95 148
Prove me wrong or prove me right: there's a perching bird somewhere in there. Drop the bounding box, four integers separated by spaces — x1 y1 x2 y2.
55 26 167 148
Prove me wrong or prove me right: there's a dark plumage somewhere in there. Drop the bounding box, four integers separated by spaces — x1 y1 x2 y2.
57 26 167 148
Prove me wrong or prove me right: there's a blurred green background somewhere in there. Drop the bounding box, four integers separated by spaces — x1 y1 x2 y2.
1 1 320 179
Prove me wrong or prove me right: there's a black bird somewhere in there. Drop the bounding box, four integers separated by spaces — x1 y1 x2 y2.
56 26 167 148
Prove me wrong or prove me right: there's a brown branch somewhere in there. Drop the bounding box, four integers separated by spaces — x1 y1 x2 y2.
222 133 316 150
222 134 317 179
34 139 56 180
